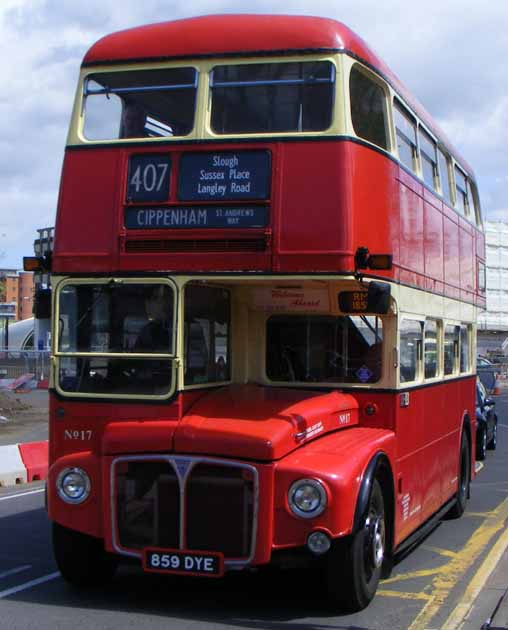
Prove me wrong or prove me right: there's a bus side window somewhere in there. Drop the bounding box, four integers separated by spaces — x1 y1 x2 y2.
418 127 438 190
444 324 460 375
454 166 470 217
437 148 453 205
349 65 389 150
424 319 438 379
394 101 417 173
460 324 471 372
399 320 422 383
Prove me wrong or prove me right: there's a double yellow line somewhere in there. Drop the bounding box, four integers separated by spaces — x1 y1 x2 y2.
377 498 508 628
407 498 508 630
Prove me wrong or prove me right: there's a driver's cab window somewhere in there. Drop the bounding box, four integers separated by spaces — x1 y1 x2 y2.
184 285 231 385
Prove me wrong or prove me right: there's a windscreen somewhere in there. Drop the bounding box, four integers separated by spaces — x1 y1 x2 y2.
211 61 335 134
266 315 383 384
83 67 197 140
57 282 175 396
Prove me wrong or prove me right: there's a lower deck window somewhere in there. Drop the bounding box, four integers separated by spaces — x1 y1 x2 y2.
184 285 231 385
266 315 382 384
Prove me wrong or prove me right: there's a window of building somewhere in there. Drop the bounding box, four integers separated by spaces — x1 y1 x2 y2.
210 61 335 134
437 149 452 205
478 261 486 292
266 314 383 384
444 324 460 375
349 65 389 150
424 319 438 379
454 166 470 217
400 319 422 383
184 285 231 385
83 67 198 140
460 324 470 372
394 101 417 172
418 127 438 190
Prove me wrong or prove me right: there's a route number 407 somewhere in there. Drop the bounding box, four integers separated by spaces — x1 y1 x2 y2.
130 163 168 193
127 155 171 202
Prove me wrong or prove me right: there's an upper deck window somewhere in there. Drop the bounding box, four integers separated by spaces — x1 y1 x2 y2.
83 67 197 141
394 102 417 173
418 128 437 190
349 66 389 150
438 149 453 205
454 166 470 217
210 61 335 135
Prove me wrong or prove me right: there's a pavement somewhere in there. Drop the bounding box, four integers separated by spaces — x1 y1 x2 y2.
1 389 508 628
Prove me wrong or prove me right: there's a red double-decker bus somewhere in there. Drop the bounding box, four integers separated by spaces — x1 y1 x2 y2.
43 15 485 610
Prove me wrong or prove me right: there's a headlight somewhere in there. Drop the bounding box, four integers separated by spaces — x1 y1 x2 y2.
288 478 327 518
56 467 91 504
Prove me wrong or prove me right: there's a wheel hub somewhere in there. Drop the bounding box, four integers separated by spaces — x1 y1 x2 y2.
366 513 385 569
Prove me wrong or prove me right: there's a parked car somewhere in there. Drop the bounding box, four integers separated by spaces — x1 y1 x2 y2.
477 356 500 395
476 379 498 461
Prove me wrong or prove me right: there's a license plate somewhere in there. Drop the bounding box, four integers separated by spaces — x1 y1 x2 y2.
143 548 224 578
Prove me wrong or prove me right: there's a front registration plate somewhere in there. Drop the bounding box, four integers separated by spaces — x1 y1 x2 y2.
143 548 224 578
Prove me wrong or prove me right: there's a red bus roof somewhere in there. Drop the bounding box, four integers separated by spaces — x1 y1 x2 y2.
82 14 473 174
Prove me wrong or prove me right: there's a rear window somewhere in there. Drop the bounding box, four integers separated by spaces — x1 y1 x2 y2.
83 67 197 140
210 61 335 135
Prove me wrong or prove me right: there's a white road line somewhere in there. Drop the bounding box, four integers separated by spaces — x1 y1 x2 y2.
0 572 60 599
0 489 44 502
0 565 31 580
499 424 508 429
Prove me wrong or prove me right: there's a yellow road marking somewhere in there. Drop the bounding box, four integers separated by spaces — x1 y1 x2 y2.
466 511 499 518
408 498 508 630
423 546 459 559
383 568 442 584
441 519 508 629
378 589 432 601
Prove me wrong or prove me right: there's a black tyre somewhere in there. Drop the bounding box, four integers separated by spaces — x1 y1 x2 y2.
325 479 385 611
448 432 470 519
476 427 487 461
53 522 118 588
487 420 498 450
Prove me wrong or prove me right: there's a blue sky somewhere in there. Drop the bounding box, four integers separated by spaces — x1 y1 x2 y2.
1 0 507 268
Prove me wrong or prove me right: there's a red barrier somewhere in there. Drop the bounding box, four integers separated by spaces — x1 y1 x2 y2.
18 441 49 482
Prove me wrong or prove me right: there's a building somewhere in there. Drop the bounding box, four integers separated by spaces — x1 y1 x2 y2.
0 269 34 321
478 220 508 356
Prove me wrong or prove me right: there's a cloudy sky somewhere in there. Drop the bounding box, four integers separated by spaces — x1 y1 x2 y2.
1 0 507 268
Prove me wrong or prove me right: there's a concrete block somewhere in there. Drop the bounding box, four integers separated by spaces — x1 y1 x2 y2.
0 444 28 487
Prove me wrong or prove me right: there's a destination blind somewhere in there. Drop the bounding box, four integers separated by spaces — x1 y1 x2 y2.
178 151 271 200
125 205 269 229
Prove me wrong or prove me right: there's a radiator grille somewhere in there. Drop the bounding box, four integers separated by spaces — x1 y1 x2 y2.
125 238 267 253
114 458 256 561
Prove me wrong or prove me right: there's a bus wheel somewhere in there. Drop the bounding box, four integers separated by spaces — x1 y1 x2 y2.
326 479 385 611
53 522 117 588
448 433 470 519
